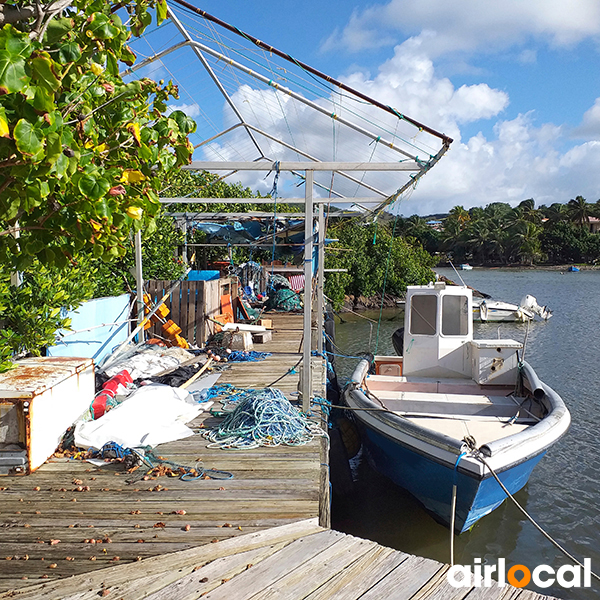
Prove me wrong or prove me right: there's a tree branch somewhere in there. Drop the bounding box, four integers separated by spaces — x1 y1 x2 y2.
0 177 14 196
0 0 72 34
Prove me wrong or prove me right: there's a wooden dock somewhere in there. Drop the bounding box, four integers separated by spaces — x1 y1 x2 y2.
0 312 560 599
0 313 328 592
0 519 558 600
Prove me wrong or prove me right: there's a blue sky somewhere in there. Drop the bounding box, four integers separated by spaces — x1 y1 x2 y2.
134 1 600 215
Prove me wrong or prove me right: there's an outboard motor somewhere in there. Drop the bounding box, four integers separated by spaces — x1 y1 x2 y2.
519 295 552 320
392 327 404 356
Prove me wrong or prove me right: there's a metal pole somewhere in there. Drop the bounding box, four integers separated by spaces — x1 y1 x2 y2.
166 9 265 158
302 170 314 411
317 203 325 356
134 230 145 343
182 220 188 264
10 223 22 287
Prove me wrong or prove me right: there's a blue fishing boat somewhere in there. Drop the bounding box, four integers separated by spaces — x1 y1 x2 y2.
568 265 580 272
344 281 570 533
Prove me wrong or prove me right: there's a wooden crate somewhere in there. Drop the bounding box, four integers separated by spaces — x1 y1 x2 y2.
144 277 238 346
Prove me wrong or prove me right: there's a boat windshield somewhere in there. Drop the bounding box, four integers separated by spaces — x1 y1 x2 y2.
410 295 437 335
442 295 469 336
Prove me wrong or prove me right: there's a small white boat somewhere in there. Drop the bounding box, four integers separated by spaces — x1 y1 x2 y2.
459 263 473 270
344 281 570 533
473 295 552 322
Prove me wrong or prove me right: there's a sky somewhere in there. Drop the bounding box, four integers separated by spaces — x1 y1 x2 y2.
136 1 600 216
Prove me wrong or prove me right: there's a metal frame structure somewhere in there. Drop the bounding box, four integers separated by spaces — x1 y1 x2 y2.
127 4 452 410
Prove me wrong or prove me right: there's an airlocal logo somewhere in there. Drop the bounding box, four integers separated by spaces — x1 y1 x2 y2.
447 558 593 589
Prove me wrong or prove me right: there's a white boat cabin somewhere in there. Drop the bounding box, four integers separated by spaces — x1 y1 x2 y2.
377 282 522 385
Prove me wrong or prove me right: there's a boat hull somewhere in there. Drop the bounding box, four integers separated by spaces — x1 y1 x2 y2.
358 418 545 533
473 307 526 322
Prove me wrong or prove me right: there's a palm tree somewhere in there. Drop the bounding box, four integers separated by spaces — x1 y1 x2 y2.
516 222 542 265
567 196 591 230
448 206 470 230
543 203 568 224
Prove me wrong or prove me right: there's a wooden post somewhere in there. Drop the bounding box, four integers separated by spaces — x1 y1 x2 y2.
134 230 145 343
302 170 314 412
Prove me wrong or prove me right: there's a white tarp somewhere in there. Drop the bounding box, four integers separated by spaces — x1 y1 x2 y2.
74 383 212 450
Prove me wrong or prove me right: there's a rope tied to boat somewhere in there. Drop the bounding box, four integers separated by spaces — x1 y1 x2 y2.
461 436 600 583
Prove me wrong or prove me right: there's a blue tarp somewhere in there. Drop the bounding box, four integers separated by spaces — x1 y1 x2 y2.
187 270 220 281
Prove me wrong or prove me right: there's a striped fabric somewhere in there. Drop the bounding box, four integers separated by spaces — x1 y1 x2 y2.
288 274 305 291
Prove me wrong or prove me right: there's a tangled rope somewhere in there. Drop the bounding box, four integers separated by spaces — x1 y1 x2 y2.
227 350 272 362
90 442 234 482
203 387 323 449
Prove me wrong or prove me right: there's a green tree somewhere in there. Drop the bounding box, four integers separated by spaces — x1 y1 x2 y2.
0 258 96 364
0 0 193 271
324 220 436 308
567 196 591 230
0 0 195 365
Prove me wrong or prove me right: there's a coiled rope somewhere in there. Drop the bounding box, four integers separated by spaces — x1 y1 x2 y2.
203 387 323 449
227 350 272 362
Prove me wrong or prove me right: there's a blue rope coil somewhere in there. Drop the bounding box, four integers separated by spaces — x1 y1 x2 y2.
227 350 272 362
203 387 321 449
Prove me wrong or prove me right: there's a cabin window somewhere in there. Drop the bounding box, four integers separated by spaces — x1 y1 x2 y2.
410 295 437 335
442 295 469 336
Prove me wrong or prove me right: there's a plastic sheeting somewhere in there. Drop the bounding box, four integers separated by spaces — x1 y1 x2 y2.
74 384 212 450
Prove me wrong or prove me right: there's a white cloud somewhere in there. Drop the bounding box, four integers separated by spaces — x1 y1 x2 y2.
410 112 600 214
338 36 509 139
572 97 600 139
322 0 600 57
191 16 600 215
518 49 538 64
166 102 202 118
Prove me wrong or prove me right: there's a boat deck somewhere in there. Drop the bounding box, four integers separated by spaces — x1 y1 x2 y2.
363 375 536 445
0 519 559 600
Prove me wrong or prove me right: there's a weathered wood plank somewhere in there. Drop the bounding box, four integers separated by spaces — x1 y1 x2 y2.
0 520 324 599
0 313 328 591
303 545 407 600
460 586 521 600
243 534 378 600
72 542 289 600
200 530 347 600
358 555 443 600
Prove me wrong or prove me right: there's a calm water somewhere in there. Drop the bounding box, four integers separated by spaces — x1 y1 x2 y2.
331 268 600 599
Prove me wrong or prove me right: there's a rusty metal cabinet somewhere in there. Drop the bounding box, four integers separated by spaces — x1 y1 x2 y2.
0 357 94 475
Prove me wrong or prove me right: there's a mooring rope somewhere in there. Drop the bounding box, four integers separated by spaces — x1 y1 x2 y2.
460 437 600 583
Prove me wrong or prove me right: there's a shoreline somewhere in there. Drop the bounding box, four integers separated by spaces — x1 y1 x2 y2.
342 263 599 311
437 263 600 271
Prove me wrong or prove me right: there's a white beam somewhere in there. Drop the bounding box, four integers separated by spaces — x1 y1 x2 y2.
134 230 145 343
184 161 420 172
159 197 386 204
302 170 314 411
317 203 325 356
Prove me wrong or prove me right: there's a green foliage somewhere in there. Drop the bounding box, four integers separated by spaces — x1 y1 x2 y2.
0 0 191 364
435 196 600 266
324 220 437 308
0 0 192 272
160 170 287 267
89 212 186 298
0 258 96 363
